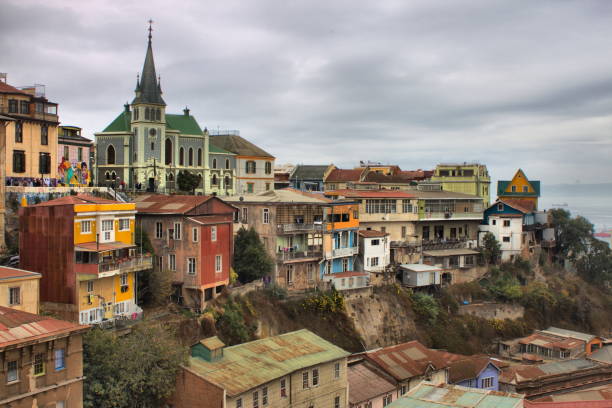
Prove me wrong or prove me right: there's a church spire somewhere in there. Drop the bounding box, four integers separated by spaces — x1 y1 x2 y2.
132 19 166 106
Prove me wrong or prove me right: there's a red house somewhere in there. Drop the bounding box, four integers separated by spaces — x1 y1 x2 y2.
135 194 236 310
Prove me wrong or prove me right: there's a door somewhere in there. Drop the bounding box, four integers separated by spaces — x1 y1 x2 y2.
148 177 155 192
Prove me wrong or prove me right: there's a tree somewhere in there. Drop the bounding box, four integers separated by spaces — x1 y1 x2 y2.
84 325 188 408
574 238 612 285
550 208 594 261
481 232 501 265
177 170 200 194
233 227 274 283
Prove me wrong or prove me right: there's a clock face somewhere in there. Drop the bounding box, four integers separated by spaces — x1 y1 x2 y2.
149 128 157 137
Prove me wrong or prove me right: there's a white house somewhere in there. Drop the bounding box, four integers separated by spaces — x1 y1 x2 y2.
358 229 390 273
399 264 441 287
322 271 369 290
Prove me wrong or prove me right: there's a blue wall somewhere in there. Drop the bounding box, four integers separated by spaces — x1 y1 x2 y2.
483 202 524 225
455 363 499 391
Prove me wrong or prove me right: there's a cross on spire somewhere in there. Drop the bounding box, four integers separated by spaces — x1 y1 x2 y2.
148 19 153 42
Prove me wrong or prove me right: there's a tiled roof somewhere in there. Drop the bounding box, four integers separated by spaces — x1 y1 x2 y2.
0 266 41 281
134 194 213 214
388 383 524 408
359 229 388 238
349 361 396 404
448 356 499 383
325 168 364 182
0 81 27 95
188 329 349 396
31 194 120 207
210 134 274 158
325 189 415 198
0 306 87 349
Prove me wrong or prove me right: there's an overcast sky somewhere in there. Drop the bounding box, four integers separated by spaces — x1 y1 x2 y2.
2 0 612 185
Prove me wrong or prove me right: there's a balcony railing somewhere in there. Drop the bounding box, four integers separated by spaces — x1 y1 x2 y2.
276 250 323 262
420 212 483 220
277 223 323 233
326 246 359 258
98 254 153 274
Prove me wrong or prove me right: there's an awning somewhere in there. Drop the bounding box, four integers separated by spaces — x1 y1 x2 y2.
75 242 136 252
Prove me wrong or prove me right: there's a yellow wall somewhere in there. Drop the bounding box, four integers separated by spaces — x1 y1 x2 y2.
504 170 535 193
73 214 134 245
115 218 135 244
0 276 40 314
5 120 58 179
78 272 134 314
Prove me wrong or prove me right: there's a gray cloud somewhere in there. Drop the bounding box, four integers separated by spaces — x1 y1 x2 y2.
2 0 612 184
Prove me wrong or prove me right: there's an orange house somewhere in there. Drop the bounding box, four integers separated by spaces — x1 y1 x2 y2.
497 169 540 210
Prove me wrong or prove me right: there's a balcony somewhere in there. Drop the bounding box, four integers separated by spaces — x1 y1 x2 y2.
97 254 153 276
277 223 323 233
276 250 323 262
419 212 483 221
326 246 359 258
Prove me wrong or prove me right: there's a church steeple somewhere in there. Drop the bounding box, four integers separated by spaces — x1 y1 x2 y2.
132 20 166 106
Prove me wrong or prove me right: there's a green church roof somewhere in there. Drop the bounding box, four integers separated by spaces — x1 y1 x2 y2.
100 111 204 136
102 111 132 132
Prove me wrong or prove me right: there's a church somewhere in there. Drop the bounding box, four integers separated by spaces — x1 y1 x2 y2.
94 25 238 195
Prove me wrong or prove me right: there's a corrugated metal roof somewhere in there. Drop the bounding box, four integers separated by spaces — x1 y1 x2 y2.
187 329 349 396
399 264 442 272
423 248 480 257
200 336 225 350
223 188 329 204
387 383 523 408
75 241 136 252
348 361 396 404
542 327 597 343
590 345 612 364
135 194 213 214
501 359 603 384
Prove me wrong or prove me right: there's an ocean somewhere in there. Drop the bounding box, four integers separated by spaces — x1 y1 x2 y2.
539 183 612 232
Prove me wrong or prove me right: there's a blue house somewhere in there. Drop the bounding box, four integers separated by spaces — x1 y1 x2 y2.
290 164 330 192
448 357 501 391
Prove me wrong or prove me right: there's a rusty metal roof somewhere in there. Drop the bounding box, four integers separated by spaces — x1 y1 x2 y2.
0 306 87 349
187 329 349 396
32 194 119 207
135 194 213 214
448 356 499 383
200 336 225 350
388 383 524 408
359 229 388 238
0 266 41 281
349 360 396 404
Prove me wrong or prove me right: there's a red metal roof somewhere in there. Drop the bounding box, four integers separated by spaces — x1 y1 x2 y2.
325 168 365 182
518 332 585 350
0 306 87 349
349 361 396 404
359 229 388 238
135 194 213 214
499 198 536 213
0 266 41 281
325 189 415 198
525 401 612 408
0 81 27 95
32 194 120 207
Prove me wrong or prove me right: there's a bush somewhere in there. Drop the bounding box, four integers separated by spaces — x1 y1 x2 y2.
265 284 288 300
410 292 440 325
302 290 345 313
216 298 256 345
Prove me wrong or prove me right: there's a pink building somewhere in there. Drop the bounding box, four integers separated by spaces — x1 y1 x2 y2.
57 125 93 185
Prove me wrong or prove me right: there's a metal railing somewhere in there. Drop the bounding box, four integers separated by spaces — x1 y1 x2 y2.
98 254 153 273
328 247 359 258
277 223 323 233
276 250 323 262
420 212 483 220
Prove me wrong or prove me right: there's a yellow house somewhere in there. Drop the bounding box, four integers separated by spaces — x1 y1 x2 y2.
497 169 541 210
0 266 41 314
430 163 491 207
0 75 59 185
19 194 152 325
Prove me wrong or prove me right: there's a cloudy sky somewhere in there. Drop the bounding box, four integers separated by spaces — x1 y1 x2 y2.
2 0 612 185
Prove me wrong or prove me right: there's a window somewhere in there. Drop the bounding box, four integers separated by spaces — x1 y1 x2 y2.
9 287 20 305
492 219 497 225
263 208 270 224
156 109 161 121
7 359 18 383
265 161 272 174
212 158 217 169
241 208 248 223
13 150 25 173
400 385 407 395
81 220 92 234
20 100 29 114
101 219 113 240
334 362 340 378
371 239 380 246
187 258 196 275
253 391 259 408
511 185 517 192
371 257 379 266
156 222 163 239
34 353 45 376
465 255 475 266
8 99 18 113
307 264 314 282
179 147 184 166
342 258 349 272
280 378 287 397
334 396 340 408
192 227 199 242
503 220 511 227
265 182 271 191
77 147 83 162
174 222 182 240
236 398 242 408
189 148 194 166
197 148 202 166
380 226 386 233
312 368 319 386
14 121 22 143
401 226 407 238
383 394 393 406
212 174 218 185
215 255 222 273
145 107 150 120
365 199 397 214
481 377 494 388
503 236 511 242
54 349 65 371
87 281 94 293
41 125 48 145
247 183 254 193
523 185 529 192
169 254 176 271
225 158 230 169
262 386 268 406
39 152 51 174
151 142 155 151
211 226 217 241
246 161 256 174
107 145 116 164
63 146 70 160
402 200 413 213
165 138 173 165
302 371 309 389
119 218 130 231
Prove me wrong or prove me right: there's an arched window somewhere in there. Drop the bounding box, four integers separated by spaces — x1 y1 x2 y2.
212 174 218 186
105 172 110 180
165 138 172 165
225 158 230 169
188 148 193 166
169 173 174 181
179 147 184 166
197 148 202 166
224 175 231 189
107 145 116 164
246 161 256 174
212 158 217 169
134 108 139 121
145 107 150 120
265 161 272 174
156 109 161 121
111 172 117 180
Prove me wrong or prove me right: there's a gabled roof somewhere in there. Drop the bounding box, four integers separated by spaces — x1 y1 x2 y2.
135 194 213 214
0 81 27 95
497 169 541 197
31 194 120 207
210 134 274 158
291 165 330 180
102 110 132 133
389 383 524 408
325 168 365 183
349 360 396 404
0 306 87 349
448 356 500 383
101 111 204 135
488 199 535 214
188 329 349 396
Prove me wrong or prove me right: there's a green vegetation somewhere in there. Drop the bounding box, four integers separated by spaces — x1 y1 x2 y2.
177 170 200 194
83 325 188 408
233 227 274 283
480 232 501 265
302 289 345 313
213 297 257 345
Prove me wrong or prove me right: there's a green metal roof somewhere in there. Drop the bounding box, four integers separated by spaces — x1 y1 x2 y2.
187 329 349 396
209 142 235 155
102 111 131 132
101 111 204 135
497 180 540 197
388 383 523 408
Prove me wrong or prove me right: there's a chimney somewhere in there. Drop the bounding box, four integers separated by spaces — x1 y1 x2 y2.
183 106 190 116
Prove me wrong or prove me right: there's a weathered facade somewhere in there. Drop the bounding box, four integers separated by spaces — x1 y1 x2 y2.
0 266 40 314
57 125 93 186
430 163 491 207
